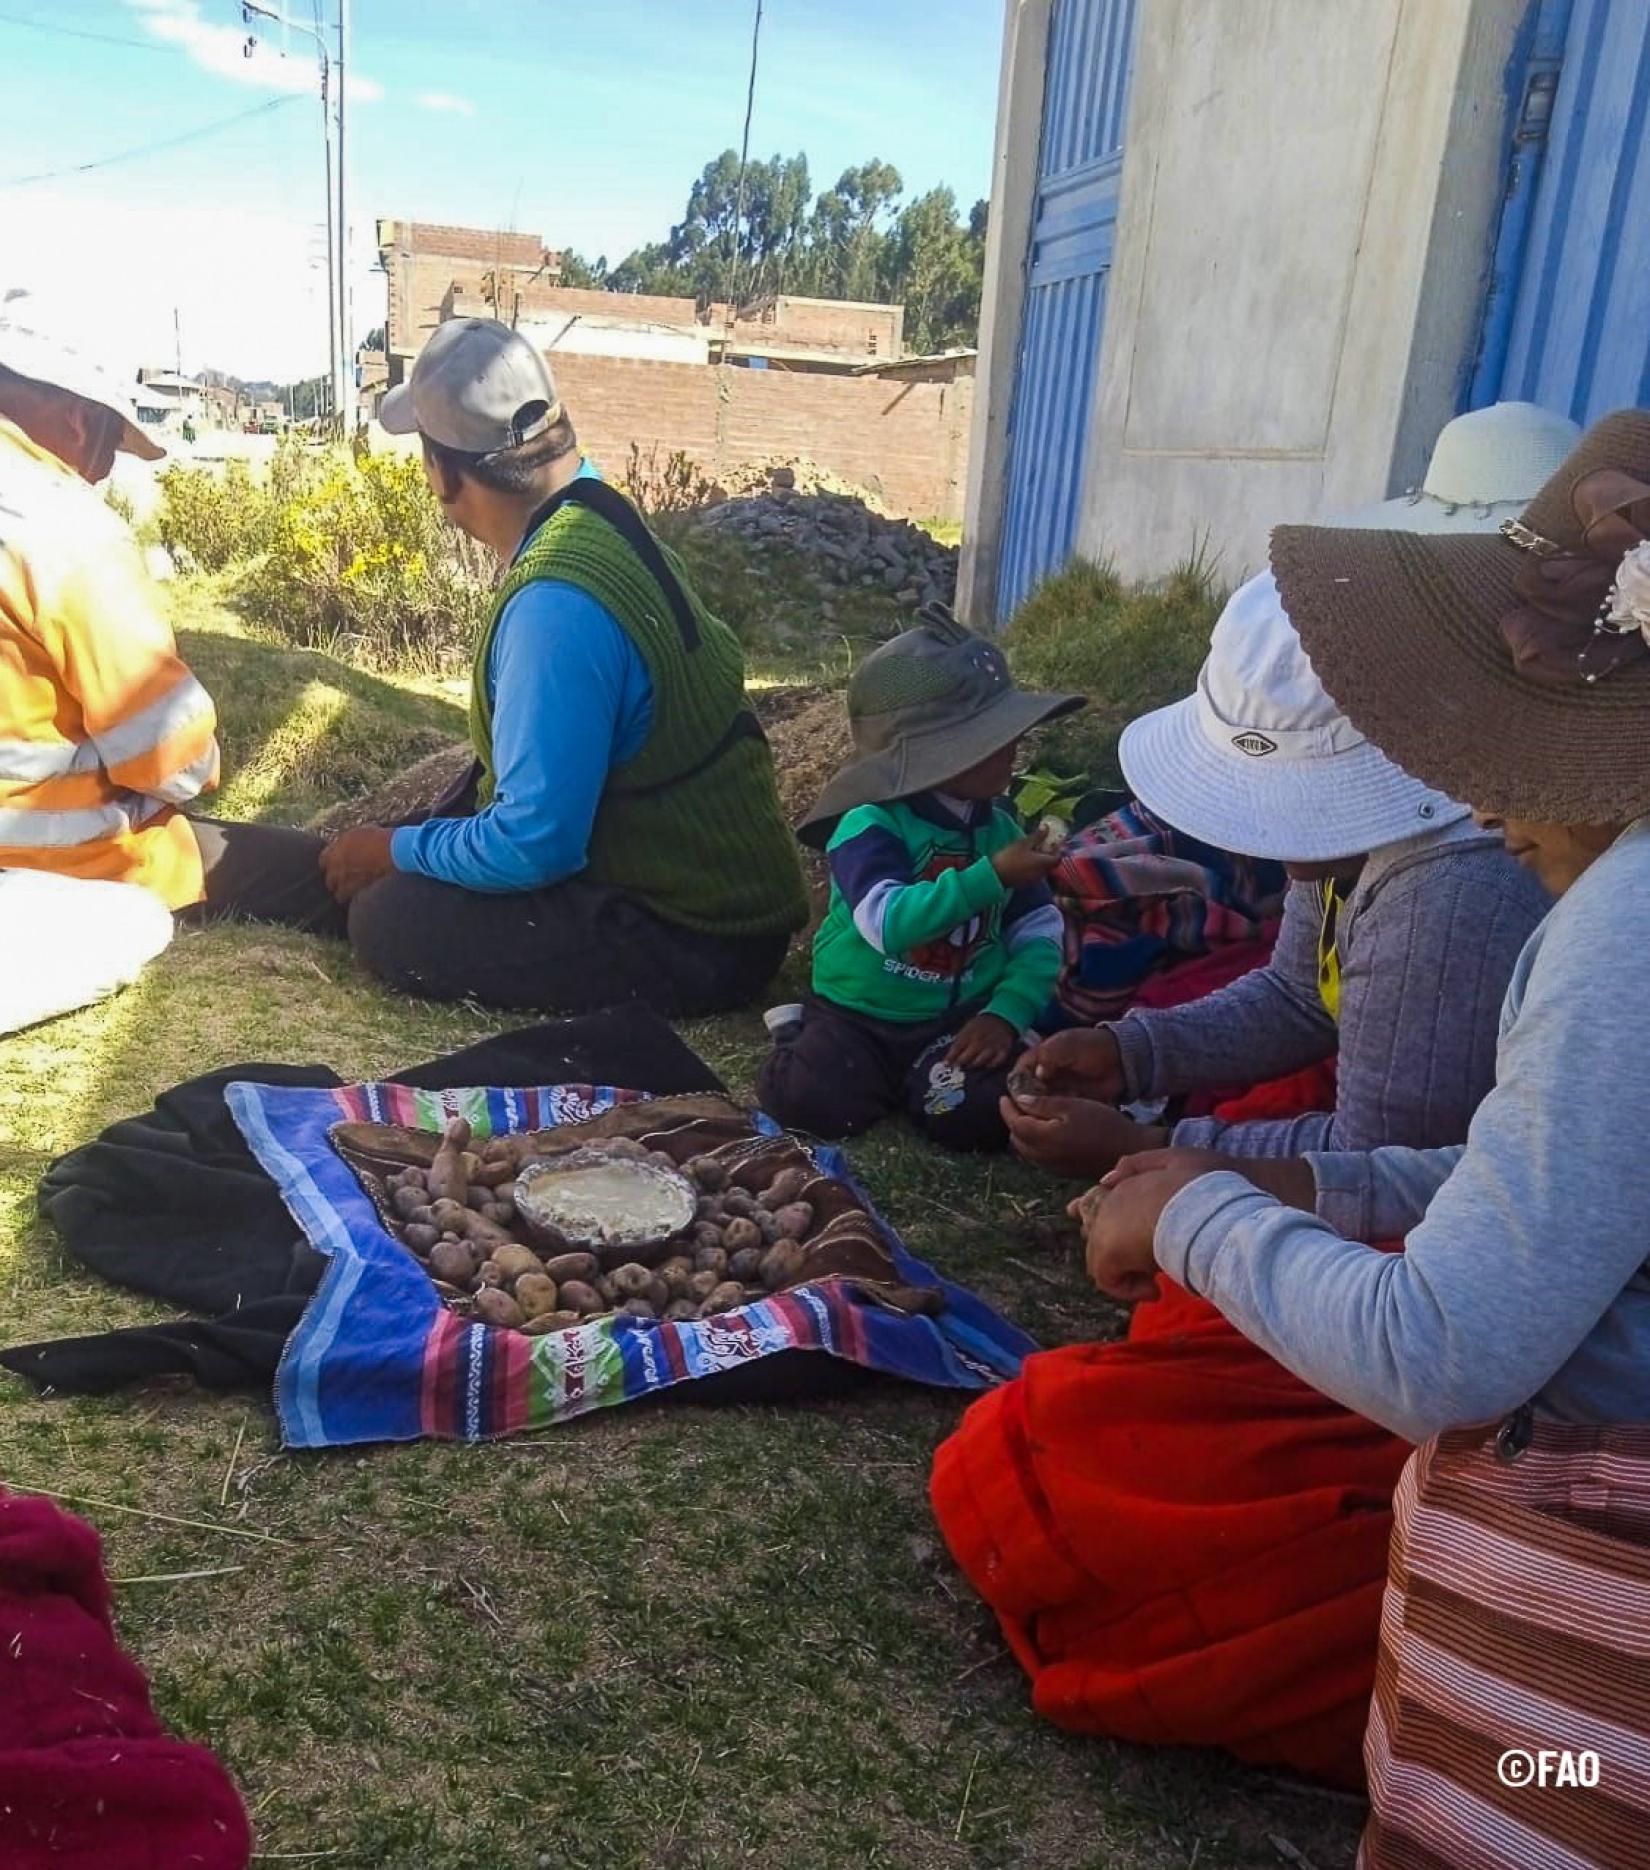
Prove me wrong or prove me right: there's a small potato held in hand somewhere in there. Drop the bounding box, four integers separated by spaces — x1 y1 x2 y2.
990 832 1062 891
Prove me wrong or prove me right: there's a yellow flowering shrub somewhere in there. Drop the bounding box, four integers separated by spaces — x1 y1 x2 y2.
159 443 492 671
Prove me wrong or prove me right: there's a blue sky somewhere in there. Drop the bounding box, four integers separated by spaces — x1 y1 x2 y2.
1 0 1005 379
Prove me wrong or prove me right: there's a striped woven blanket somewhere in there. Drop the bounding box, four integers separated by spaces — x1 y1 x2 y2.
227 1077 1035 1450
1051 801 1287 1025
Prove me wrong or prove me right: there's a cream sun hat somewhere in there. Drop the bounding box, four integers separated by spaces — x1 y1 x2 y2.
0 289 164 462
1334 400 1580 534
1117 570 1466 863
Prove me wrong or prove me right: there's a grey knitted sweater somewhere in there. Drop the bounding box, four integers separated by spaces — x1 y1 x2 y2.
1108 818 1550 1157
1156 819 1650 1440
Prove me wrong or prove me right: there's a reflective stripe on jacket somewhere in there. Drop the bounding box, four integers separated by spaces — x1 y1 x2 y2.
0 418 218 906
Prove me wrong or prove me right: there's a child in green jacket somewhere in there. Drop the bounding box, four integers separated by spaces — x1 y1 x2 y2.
758 615 1083 1149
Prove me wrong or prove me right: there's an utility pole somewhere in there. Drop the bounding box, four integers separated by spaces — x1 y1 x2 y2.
336 0 355 435
321 54 338 424
243 2 337 424
173 305 183 378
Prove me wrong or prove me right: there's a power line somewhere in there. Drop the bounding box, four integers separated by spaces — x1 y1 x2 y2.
0 7 185 52
0 95 300 188
729 0 765 314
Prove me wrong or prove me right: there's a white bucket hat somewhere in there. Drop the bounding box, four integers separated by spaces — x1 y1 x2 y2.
1118 570 1466 862
1333 400 1579 533
0 290 164 462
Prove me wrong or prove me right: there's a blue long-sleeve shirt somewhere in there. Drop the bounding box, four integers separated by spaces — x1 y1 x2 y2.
391 491 654 893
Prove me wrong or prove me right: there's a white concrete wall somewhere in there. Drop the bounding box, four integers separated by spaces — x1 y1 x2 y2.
1077 0 1528 584
957 0 1055 625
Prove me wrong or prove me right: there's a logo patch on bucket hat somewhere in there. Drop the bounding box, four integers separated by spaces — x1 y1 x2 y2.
1231 732 1279 757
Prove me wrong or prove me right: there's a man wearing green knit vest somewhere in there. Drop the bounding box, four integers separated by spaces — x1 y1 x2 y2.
194 318 806 1014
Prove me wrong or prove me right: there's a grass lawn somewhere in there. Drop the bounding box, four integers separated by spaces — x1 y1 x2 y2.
0 599 1362 1869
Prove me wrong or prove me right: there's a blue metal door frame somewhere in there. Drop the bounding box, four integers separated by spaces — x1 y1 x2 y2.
1470 0 1650 419
995 0 1138 621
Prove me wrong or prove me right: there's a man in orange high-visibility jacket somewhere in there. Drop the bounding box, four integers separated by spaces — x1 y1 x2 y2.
0 304 219 1032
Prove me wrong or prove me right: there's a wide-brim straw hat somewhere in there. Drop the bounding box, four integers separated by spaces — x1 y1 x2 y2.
798 608 1083 844
1271 407 1650 824
1118 571 1466 862
1332 400 1580 534
0 297 164 462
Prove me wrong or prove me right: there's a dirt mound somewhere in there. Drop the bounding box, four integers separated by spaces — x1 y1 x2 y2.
308 687 851 863
751 683 851 825
712 457 894 509
310 742 474 834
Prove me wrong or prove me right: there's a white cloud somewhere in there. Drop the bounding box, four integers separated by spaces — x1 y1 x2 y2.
124 0 382 103
7 191 385 382
416 92 475 118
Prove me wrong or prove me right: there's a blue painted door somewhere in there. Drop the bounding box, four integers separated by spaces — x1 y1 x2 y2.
1472 0 1650 420
995 0 1138 620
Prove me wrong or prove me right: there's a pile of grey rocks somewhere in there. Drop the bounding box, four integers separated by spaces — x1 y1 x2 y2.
690 465 958 615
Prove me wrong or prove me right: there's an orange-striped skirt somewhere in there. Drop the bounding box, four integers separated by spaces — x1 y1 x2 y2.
1363 1418 1650 1869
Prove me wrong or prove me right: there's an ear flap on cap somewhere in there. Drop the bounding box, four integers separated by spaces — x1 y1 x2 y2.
914 599 972 644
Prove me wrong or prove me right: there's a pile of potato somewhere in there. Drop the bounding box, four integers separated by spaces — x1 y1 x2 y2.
376 1119 824 1336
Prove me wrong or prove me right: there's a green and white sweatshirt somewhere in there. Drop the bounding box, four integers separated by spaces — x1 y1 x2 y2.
813 793 1063 1030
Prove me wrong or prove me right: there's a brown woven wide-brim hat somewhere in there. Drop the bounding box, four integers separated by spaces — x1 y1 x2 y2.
1271 408 1650 824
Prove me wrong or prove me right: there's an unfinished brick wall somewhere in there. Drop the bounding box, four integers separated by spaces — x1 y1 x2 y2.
512 284 699 327
399 223 547 266
708 297 905 359
380 221 559 356
550 354 973 519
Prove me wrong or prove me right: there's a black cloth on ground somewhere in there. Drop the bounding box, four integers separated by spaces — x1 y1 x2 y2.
2 1009 724 1396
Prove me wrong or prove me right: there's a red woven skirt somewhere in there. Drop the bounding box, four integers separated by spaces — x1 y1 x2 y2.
931 1065 1410 1788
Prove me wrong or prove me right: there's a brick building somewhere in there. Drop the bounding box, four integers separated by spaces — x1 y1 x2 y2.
377 219 561 384
374 219 970 516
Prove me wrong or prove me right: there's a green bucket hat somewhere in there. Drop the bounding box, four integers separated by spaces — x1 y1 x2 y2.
798 607 1085 846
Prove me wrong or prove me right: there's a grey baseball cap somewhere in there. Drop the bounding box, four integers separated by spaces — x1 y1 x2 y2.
379 317 561 454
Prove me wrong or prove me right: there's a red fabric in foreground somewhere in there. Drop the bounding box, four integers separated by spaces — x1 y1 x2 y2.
0 1491 251 1870
931 1063 1409 1789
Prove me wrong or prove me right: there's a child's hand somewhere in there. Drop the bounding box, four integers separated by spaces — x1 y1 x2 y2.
991 834 1062 890
946 1013 1018 1071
